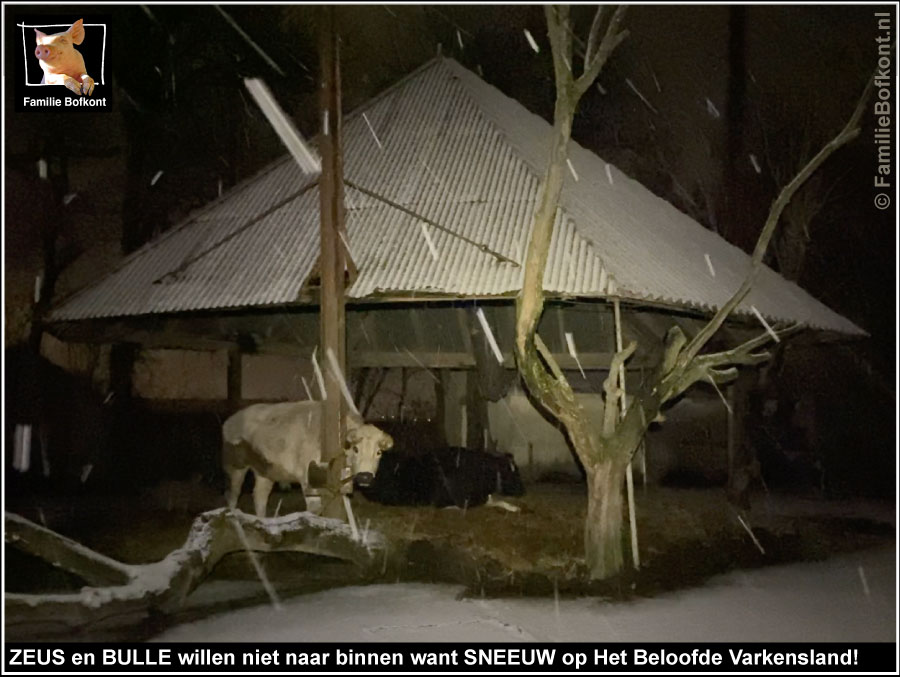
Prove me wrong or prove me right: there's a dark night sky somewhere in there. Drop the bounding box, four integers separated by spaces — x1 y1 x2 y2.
4 4 896 369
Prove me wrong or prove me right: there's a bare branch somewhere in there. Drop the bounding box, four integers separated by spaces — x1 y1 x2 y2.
602 341 636 437
675 73 874 369
574 6 629 99
707 367 739 383
660 323 799 402
545 5 575 94
698 322 800 367
535 332 565 381
702 350 771 368
584 5 607 73
659 324 687 377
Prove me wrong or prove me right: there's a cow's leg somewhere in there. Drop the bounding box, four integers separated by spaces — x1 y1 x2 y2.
226 467 249 510
253 475 274 518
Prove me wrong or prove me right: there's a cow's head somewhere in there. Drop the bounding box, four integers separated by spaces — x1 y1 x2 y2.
345 424 393 488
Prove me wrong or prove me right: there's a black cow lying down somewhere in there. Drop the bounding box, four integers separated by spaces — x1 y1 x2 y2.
358 446 524 508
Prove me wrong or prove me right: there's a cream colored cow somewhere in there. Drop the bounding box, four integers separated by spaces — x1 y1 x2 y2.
222 401 393 517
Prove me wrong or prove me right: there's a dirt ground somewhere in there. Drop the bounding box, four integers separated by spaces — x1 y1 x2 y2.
7 481 894 605
4 477 895 643
352 483 895 600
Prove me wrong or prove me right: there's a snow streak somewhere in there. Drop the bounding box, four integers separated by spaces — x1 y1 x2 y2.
475 307 504 364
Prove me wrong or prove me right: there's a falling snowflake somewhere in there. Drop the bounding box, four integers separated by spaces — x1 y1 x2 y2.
626 78 658 114
362 112 384 150
565 332 586 378
475 307 504 364
311 347 327 400
749 154 762 174
750 305 780 343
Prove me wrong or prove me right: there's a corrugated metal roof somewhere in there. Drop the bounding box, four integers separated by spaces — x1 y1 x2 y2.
50 58 863 335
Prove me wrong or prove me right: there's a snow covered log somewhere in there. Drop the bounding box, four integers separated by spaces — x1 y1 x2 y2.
5 512 132 587
5 508 391 637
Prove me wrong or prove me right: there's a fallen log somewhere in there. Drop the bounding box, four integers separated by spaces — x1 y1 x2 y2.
5 508 391 639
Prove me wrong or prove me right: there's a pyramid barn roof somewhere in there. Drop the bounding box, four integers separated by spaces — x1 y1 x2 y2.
51 58 862 336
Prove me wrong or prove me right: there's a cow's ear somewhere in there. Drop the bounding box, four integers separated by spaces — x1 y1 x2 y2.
345 428 361 445
379 434 394 451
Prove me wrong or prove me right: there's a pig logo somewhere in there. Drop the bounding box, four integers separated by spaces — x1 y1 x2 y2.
34 19 94 96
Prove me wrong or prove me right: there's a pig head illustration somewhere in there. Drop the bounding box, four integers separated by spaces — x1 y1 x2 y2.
34 19 94 96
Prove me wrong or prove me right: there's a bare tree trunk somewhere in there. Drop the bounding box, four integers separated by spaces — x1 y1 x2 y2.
585 459 626 579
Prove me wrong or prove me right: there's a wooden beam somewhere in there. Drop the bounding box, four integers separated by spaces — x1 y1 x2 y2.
317 7 346 520
345 350 651 370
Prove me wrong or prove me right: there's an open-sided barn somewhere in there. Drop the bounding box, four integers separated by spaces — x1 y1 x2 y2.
42 57 862 485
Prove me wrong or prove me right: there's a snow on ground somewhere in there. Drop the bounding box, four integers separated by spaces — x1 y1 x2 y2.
155 544 895 643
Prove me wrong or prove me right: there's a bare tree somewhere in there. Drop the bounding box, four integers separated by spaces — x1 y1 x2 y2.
514 4 872 579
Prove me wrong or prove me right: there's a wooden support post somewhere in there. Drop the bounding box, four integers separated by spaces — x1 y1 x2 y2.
227 346 242 410
465 368 488 452
109 342 137 403
639 365 647 492
640 441 647 492
397 367 407 421
456 307 474 357
318 7 347 520
460 402 467 448
727 384 736 482
614 299 640 570
434 369 447 446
